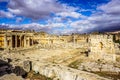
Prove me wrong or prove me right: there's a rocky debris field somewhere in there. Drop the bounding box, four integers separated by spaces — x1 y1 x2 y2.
0 48 120 80
32 63 110 80
69 59 120 80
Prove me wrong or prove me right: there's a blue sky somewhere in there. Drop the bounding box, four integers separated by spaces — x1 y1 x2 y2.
0 0 120 34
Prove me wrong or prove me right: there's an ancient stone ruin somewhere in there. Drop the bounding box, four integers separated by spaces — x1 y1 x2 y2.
0 29 120 80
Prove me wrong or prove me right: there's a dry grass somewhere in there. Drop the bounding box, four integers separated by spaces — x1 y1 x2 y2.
26 70 52 80
92 71 120 80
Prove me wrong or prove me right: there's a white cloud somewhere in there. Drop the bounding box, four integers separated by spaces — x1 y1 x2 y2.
16 17 23 23
47 23 65 28
51 28 75 34
2 22 66 33
56 11 85 18
52 17 63 22
0 10 14 18
8 0 77 19
69 0 120 33
98 0 120 15
70 19 96 33
1 0 120 34
70 11 120 33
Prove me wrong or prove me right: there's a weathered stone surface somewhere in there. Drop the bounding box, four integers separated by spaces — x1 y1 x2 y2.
0 73 23 80
23 60 32 72
89 34 117 62
78 61 120 73
33 64 110 80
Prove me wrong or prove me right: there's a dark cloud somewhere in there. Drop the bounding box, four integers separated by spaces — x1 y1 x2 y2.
98 0 120 15
7 0 75 19
0 0 9 2
92 0 120 32
70 0 120 33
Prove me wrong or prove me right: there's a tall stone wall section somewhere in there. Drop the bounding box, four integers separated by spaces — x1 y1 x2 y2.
89 34 116 61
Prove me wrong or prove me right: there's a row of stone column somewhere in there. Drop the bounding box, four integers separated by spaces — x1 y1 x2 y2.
4 34 34 50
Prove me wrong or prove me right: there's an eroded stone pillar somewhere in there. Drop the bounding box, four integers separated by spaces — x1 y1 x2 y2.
32 38 34 46
73 35 76 48
28 38 30 47
21 36 24 47
24 36 26 48
4 35 7 49
15 35 17 48
20 36 22 48
10 36 12 50
48 37 50 45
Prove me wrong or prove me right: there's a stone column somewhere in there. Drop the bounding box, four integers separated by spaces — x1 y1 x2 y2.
10 36 12 49
30 37 33 46
20 36 22 48
24 36 26 48
21 36 24 47
28 38 30 47
15 35 17 48
32 37 34 46
4 35 7 49
48 37 50 45
73 35 76 48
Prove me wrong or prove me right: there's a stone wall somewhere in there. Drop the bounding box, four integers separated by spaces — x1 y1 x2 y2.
89 34 117 61
0 30 34 50
0 34 5 49
89 34 115 54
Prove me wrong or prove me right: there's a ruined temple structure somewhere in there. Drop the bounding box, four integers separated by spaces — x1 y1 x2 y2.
0 29 34 50
33 32 89 45
89 34 115 54
89 33 120 61
0 30 83 50
33 32 66 44
0 30 89 50
71 34 89 43
0 29 120 58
